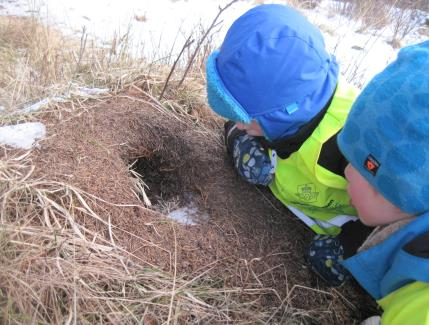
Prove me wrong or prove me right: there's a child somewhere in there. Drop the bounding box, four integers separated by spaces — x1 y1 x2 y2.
336 40 429 323
206 4 372 286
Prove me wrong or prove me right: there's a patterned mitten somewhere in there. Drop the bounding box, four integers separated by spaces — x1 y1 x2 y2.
224 121 274 186
308 234 351 287
233 133 274 186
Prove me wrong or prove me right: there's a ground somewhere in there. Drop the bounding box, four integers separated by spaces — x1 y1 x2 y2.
29 84 378 324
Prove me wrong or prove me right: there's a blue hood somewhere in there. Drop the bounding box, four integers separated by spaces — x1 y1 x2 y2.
206 4 339 140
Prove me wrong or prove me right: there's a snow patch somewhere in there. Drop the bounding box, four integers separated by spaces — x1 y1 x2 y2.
17 87 110 114
167 201 209 226
0 122 46 149
75 87 109 96
1 0 427 88
20 97 66 114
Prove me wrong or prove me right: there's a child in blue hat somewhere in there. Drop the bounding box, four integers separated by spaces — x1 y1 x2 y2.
335 39 429 324
206 4 373 286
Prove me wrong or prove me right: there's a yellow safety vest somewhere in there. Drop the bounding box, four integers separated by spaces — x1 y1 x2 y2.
378 281 429 324
269 78 358 235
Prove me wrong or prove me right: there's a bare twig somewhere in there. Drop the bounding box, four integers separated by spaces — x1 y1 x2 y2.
159 35 194 100
167 224 178 323
177 0 239 88
68 26 88 93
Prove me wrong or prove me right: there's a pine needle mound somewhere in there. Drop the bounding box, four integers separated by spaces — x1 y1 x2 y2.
0 84 377 323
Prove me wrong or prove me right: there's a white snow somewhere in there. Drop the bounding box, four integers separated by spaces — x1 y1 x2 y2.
2 0 426 87
1 86 111 147
168 206 199 226
0 122 46 149
75 87 110 96
167 199 209 226
0 0 254 60
14 87 109 115
19 97 65 114
302 1 427 87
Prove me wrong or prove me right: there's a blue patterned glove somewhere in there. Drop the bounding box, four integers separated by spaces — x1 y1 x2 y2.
232 133 275 186
308 234 351 287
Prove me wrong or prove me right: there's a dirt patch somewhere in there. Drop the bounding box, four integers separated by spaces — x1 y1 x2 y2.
30 90 377 324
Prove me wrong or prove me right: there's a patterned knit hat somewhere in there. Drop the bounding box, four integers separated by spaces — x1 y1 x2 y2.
338 40 429 215
206 4 338 140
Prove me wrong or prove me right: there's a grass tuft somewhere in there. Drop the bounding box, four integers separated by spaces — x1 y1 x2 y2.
0 147 304 323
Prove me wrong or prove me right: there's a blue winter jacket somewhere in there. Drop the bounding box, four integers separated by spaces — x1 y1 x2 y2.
343 213 429 323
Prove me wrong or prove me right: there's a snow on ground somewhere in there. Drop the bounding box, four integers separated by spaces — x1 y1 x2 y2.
0 122 46 149
303 1 427 87
1 0 426 87
0 86 109 148
17 86 109 114
0 0 254 61
168 203 210 226
165 193 210 226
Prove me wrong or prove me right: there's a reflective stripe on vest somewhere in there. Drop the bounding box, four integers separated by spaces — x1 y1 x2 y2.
287 205 358 234
269 77 358 235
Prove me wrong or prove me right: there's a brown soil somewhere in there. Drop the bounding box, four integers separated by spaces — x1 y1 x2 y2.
30 88 377 324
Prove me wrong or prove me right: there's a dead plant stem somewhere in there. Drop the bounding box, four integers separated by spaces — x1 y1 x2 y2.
68 26 88 94
167 224 178 324
177 0 240 88
159 35 194 100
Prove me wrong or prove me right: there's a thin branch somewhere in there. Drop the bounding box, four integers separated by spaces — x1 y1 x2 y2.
159 35 194 100
68 26 88 94
177 0 239 88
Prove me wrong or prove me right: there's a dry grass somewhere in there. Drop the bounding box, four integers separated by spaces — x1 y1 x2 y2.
0 15 154 114
1 147 306 324
0 10 219 122
0 16 72 110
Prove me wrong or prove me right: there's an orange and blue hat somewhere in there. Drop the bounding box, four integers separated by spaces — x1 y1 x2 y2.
338 40 429 215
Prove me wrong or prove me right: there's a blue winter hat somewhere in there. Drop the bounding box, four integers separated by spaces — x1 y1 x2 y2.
206 4 339 140
338 40 429 215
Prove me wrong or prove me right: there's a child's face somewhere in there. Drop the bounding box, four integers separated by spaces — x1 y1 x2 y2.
236 120 264 137
344 164 411 226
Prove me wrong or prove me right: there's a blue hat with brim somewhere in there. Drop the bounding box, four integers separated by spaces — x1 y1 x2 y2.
206 4 339 140
338 40 429 215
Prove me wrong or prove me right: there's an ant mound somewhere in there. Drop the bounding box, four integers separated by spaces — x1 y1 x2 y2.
30 89 376 323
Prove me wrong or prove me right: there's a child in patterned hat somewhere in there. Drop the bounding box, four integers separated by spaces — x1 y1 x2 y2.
206 4 373 286
336 40 429 323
